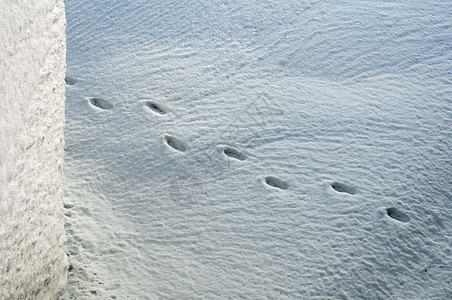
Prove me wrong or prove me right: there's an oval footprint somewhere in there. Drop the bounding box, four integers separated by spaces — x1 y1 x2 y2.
223 146 245 161
386 207 410 223
165 135 186 152
265 176 288 190
331 182 356 195
87 97 114 109
65 76 78 85
143 101 166 115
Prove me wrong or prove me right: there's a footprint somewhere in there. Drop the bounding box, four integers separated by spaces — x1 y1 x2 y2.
386 207 410 223
87 97 114 109
331 182 356 195
143 101 166 115
265 176 288 190
65 76 78 85
223 146 245 161
165 135 186 152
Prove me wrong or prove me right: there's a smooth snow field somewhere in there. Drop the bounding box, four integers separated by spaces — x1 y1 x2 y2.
61 1 451 299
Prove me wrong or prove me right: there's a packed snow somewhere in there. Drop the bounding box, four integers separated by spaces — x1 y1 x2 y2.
1 1 67 298
61 1 451 299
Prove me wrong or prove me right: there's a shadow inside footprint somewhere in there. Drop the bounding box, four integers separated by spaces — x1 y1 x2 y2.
65 76 78 85
223 146 245 161
386 207 410 223
88 97 114 109
331 182 356 195
265 176 288 190
165 135 186 152
144 101 166 115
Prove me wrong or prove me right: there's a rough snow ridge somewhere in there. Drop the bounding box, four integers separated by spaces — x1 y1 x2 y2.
0 0 67 299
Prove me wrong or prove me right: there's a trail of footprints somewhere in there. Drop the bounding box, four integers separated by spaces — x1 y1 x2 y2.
328 181 410 223
66 77 116 110
78 92 411 223
81 93 289 190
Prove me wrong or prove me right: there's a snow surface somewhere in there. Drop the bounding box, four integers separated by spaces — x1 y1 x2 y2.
0 1 67 299
62 1 451 299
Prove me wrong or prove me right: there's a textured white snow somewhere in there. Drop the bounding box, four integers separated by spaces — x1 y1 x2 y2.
0 1 67 299
62 1 451 299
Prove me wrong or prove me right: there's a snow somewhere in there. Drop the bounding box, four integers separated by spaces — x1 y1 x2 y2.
0 1 67 299
62 1 451 299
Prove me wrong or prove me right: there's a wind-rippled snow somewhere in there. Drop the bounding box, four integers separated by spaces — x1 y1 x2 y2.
61 1 451 299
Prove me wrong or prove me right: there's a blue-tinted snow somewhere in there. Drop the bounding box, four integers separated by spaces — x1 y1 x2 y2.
62 1 451 299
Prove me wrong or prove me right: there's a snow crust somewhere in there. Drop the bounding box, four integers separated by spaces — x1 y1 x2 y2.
62 1 451 298
0 0 67 299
